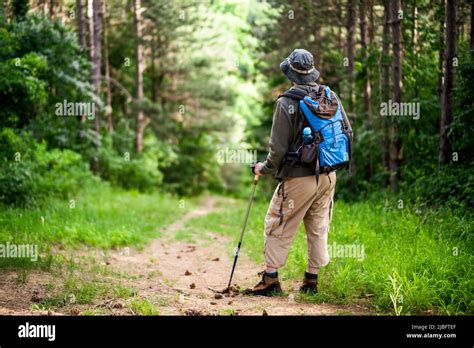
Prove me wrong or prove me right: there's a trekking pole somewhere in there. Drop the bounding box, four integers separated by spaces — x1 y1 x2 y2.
226 171 260 291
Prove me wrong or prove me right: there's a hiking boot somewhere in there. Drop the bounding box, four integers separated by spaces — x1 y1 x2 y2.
299 272 318 294
244 271 282 296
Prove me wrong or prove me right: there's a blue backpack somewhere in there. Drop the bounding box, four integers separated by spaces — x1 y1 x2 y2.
279 85 352 180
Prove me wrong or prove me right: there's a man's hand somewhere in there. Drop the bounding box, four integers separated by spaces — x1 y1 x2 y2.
253 162 264 175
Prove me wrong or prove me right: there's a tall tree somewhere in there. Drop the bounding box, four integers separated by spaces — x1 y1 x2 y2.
49 0 54 18
346 0 355 112
437 3 445 98
389 0 403 191
381 0 391 182
76 0 85 48
91 0 101 132
133 0 145 154
411 0 419 98
346 0 356 112
102 0 113 132
89 0 101 173
471 1 474 54
439 0 457 165
359 0 373 179
368 0 375 43
359 0 371 118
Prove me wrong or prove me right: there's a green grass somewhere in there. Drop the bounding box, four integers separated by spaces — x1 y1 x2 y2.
129 298 160 315
179 196 474 315
35 275 111 310
0 182 198 268
113 284 136 298
1 179 472 315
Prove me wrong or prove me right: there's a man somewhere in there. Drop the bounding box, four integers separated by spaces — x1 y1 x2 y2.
247 49 352 296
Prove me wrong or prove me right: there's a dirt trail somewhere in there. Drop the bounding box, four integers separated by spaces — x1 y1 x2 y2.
0 196 370 316
104 196 369 315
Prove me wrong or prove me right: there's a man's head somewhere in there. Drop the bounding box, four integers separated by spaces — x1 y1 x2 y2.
280 49 320 85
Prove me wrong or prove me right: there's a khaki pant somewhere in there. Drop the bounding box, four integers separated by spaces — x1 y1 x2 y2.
264 172 336 274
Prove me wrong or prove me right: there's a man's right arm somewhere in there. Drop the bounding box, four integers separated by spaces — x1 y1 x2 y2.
259 99 293 176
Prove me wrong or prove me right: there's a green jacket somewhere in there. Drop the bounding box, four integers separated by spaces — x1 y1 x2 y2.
259 83 352 180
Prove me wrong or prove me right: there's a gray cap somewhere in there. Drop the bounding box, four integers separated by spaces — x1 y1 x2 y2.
280 49 320 84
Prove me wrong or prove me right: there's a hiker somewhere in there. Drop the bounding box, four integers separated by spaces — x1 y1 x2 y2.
246 49 353 296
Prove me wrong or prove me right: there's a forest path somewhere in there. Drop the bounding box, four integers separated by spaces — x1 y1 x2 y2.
103 196 369 315
0 196 370 316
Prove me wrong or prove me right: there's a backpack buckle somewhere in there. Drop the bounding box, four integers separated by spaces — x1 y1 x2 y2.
314 131 324 143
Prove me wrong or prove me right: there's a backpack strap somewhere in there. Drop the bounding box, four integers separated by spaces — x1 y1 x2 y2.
277 88 308 100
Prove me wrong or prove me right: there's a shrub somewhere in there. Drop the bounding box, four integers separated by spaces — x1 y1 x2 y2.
99 147 163 192
0 128 92 206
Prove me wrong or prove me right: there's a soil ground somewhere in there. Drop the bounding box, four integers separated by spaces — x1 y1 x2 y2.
0 197 371 316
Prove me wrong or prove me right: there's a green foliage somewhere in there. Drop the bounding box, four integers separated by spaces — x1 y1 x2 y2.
0 12 94 167
452 43 474 162
0 52 48 128
0 183 199 270
99 147 163 192
162 128 223 196
0 128 92 206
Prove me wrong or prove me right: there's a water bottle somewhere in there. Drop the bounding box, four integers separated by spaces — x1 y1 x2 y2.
302 127 313 145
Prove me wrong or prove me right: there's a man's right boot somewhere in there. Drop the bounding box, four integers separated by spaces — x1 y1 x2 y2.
243 271 282 296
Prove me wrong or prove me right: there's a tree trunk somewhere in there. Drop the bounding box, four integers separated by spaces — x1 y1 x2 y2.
85 0 95 127
390 0 403 192
346 0 355 112
314 15 323 79
76 0 85 48
134 0 145 154
381 0 391 182
439 0 457 165
49 0 54 18
412 0 419 98
368 0 375 43
359 0 373 179
91 0 101 132
102 0 113 133
75 0 86 139
337 0 342 52
359 0 371 118
470 1 473 54
438 1 445 98
90 0 101 173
